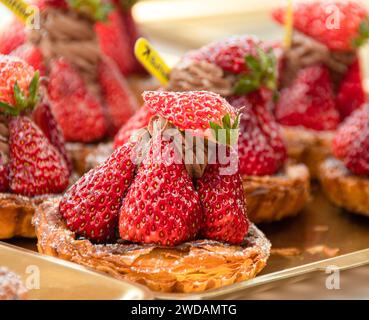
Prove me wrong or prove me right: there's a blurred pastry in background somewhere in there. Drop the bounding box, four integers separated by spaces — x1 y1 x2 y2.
0 267 27 300
273 0 369 178
319 104 369 217
114 35 310 223
0 55 70 239
0 0 142 175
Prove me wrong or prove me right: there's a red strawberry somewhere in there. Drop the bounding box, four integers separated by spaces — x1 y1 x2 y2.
32 101 72 173
119 132 202 246
0 19 26 55
121 8 147 74
229 93 286 173
0 158 9 193
11 44 46 76
47 58 86 102
238 105 280 176
9 116 69 196
336 58 366 120
196 162 249 244
98 58 138 135
273 1 369 51
142 91 237 141
60 142 136 242
0 55 35 108
95 10 135 76
113 104 155 149
48 58 107 142
333 104 369 175
276 64 340 131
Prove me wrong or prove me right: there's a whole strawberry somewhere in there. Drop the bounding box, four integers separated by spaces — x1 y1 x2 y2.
273 1 369 51
114 104 155 149
143 91 237 144
0 19 26 55
33 101 72 173
276 64 340 131
11 44 46 76
60 142 136 242
119 130 202 246
9 116 69 196
197 162 249 244
98 58 138 135
333 104 369 175
229 92 286 171
336 58 366 120
48 58 107 142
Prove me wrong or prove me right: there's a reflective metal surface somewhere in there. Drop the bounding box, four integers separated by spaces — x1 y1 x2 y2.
0 242 152 300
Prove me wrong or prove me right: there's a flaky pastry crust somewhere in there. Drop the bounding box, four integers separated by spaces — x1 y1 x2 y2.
281 126 334 179
243 163 310 223
0 193 43 239
34 197 270 293
319 158 369 216
66 142 113 176
0 267 27 300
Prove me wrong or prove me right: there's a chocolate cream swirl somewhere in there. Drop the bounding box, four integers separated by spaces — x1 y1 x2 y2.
28 8 102 96
282 31 357 87
168 59 236 96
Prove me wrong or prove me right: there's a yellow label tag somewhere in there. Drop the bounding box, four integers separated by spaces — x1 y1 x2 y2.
284 0 294 49
0 0 34 23
135 37 171 85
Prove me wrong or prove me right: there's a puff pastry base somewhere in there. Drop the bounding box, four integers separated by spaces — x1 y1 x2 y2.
319 158 369 216
281 126 334 179
34 197 270 293
243 164 310 223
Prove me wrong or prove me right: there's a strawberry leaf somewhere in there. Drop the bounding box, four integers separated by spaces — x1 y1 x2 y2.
13 82 27 111
67 0 113 21
28 71 40 107
0 102 19 116
353 18 369 48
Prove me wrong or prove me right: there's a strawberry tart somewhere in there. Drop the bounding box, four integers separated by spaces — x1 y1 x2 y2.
319 104 369 216
273 1 369 178
35 91 270 293
0 55 70 239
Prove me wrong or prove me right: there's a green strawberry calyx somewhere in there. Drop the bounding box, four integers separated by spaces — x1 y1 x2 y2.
233 47 277 95
67 0 113 21
353 18 369 48
210 112 241 146
0 71 40 116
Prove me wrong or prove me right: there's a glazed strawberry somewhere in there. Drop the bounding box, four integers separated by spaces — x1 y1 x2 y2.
119 131 202 246
0 19 26 55
33 101 72 173
60 142 136 242
273 1 369 51
196 162 249 244
11 44 46 76
98 58 138 135
229 94 286 173
113 104 155 149
143 91 237 142
9 116 69 196
95 10 135 76
48 58 107 142
336 58 366 120
0 55 36 108
276 65 340 131
333 105 369 175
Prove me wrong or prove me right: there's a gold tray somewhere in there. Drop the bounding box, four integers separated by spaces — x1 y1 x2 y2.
0 242 152 300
